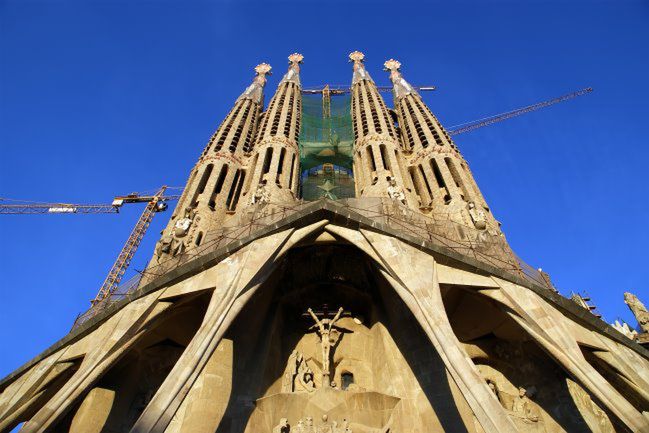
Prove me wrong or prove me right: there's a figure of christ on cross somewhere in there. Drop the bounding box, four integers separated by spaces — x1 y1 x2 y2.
307 306 344 387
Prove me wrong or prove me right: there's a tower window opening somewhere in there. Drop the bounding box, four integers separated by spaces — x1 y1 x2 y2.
341 372 354 390
226 169 244 211
408 167 421 196
431 159 451 203
262 147 273 175
444 157 469 201
195 232 203 246
284 90 295 138
276 148 286 185
367 146 377 172
215 104 243 152
379 144 390 170
208 165 229 210
191 164 213 206
243 153 258 196
418 165 433 201
271 86 288 136
288 153 296 191
395 149 409 190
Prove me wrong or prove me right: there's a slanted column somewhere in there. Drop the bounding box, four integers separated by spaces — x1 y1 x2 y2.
349 51 416 208
151 64 271 262
243 53 303 207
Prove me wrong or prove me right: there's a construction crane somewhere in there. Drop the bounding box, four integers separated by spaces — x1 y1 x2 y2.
303 84 437 118
301 84 437 95
446 87 592 135
0 187 182 306
302 84 592 137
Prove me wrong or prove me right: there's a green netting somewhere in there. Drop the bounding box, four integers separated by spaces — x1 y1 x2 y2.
299 93 355 200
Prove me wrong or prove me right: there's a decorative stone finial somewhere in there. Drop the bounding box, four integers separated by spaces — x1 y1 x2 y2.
254 63 272 76
384 57 416 100
288 53 304 65
237 63 271 104
350 51 372 84
281 54 302 87
383 59 401 72
349 51 365 63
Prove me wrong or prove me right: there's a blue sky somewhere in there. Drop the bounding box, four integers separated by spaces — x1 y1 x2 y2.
1 0 648 379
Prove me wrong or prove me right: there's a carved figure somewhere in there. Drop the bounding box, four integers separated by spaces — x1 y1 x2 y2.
296 365 316 393
274 418 290 433
624 292 649 333
154 235 173 260
252 180 271 205
304 416 315 433
317 414 333 433
510 387 539 423
486 379 502 405
307 307 344 384
386 177 407 205
173 206 195 237
467 201 487 230
282 350 302 392
294 419 305 433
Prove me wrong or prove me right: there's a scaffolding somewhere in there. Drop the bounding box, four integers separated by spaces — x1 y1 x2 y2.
71 198 555 329
299 93 355 201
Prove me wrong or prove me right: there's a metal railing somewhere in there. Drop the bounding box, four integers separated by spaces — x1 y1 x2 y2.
71 198 553 329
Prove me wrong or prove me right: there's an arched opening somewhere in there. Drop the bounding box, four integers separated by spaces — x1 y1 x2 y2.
0 357 83 432
341 372 354 390
379 144 390 170
441 286 627 432
209 165 229 210
579 346 649 413
190 164 213 207
444 157 469 202
227 169 246 212
177 242 478 433
261 147 273 179
51 292 212 433
276 148 286 186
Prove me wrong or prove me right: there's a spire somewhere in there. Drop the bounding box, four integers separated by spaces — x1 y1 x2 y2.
384 59 418 100
237 63 272 105
349 51 373 85
280 53 303 87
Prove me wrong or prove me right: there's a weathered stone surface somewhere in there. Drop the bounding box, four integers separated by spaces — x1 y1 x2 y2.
3 56 649 433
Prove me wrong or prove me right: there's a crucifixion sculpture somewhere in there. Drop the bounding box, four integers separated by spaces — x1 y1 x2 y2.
307 306 344 387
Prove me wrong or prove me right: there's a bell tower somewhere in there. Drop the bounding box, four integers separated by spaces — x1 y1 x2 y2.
385 58 500 233
244 53 303 207
349 51 416 207
153 63 271 259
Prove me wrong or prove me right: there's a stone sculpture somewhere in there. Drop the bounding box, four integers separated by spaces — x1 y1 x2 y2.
624 291 649 333
252 181 271 205
282 350 316 393
307 307 344 385
273 416 353 433
274 417 290 433
467 201 487 230
510 387 539 423
387 177 407 205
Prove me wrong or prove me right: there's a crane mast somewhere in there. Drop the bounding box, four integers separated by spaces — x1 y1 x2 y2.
0 202 119 214
91 186 169 306
1 187 182 310
448 87 593 135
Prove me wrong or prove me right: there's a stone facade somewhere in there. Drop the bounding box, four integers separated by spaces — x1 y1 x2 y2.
1 54 648 433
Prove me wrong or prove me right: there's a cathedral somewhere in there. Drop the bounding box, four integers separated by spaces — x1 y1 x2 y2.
1 52 648 433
